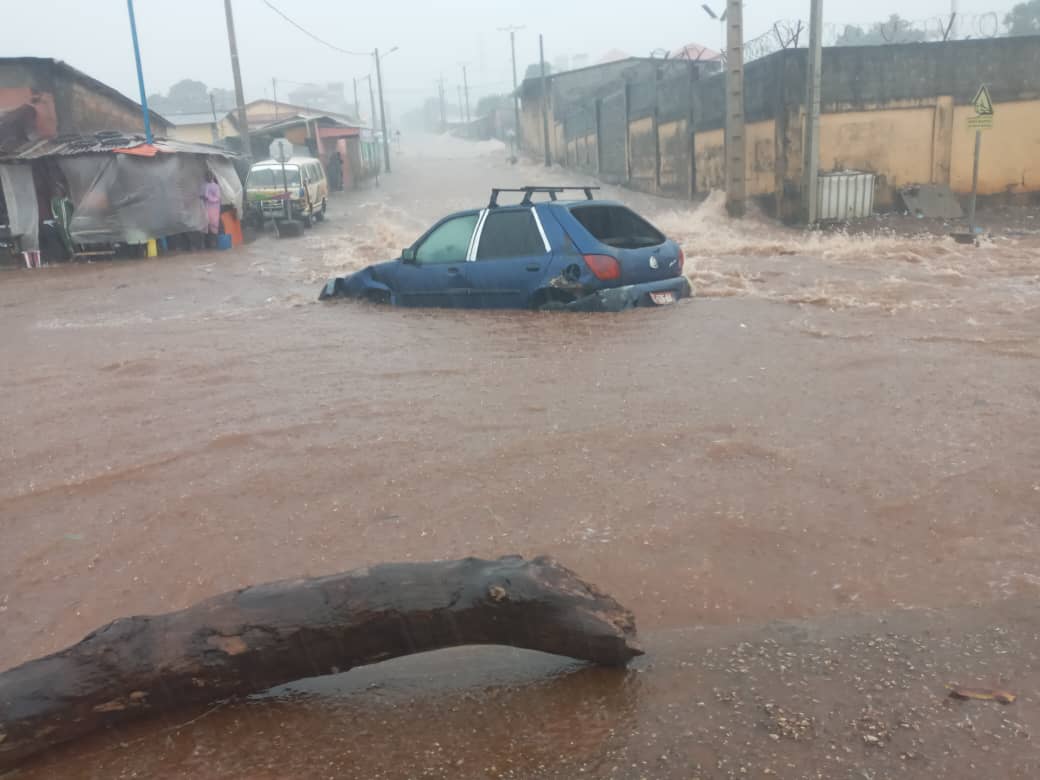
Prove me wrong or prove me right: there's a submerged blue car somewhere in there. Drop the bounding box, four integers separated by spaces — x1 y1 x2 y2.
319 186 692 311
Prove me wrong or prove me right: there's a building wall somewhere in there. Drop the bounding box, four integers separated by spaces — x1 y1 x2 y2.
658 118 690 197
0 59 167 139
818 108 936 203
949 100 1040 195
167 122 217 144
525 37 1040 219
694 128 724 193
59 77 168 135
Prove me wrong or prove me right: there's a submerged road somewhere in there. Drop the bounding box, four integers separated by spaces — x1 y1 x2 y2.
2 135 1039 778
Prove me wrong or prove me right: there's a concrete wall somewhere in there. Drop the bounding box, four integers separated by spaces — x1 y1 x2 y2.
0 59 168 140
168 122 219 144
521 36 1040 219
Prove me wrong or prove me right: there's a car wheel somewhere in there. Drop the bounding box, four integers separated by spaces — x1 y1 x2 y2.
302 210 314 228
315 199 326 222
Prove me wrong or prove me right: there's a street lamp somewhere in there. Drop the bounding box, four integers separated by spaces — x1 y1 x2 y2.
498 25 525 156
125 0 153 142
701 3 728 63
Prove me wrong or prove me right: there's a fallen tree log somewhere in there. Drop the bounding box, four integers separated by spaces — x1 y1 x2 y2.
0 555 641 769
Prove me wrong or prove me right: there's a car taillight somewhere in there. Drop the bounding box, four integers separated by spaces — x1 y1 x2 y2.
583 254 620 281
677 247 685 273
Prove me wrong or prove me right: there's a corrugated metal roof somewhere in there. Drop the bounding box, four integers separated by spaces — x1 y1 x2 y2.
0 132 238 161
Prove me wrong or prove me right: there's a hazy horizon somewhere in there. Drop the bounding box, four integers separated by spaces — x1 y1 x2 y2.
6 0 1018 116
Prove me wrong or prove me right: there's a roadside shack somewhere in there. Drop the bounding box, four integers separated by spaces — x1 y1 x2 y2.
0 132 242 267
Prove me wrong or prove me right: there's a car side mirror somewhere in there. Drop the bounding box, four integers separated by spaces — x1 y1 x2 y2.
401 247 417 263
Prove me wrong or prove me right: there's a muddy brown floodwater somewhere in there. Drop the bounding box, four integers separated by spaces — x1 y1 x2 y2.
2 135 1039 778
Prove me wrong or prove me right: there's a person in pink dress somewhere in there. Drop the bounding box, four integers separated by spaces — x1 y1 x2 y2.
201 171 221 247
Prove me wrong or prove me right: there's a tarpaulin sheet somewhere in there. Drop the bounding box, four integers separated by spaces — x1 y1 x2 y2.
207 157 243 214
0 163 39 251
59 154 209 244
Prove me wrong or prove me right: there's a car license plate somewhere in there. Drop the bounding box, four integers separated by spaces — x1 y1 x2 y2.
649 291 676 305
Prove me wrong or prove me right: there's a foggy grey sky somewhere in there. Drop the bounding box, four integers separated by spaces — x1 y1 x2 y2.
7 0 1015 116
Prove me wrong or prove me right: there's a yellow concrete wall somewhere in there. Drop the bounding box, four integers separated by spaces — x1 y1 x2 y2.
628 116 656 192
746 120 776 197
950 100 1040 194
819 107 935 190
657 119 687 194
167 123 217 144
694 128 725 192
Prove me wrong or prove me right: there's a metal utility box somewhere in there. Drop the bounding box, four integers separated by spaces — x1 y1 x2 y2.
817 171 876 222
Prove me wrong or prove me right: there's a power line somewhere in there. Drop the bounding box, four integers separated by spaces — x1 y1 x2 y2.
261 0 370 56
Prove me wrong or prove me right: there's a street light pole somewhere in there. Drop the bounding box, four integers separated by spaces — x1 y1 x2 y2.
499 25 525 154
802 0 823 224
223 0 251 159
125 0 153 143
374 48 391 174
539 33 551 167
724 0 746 217
461 64 471 125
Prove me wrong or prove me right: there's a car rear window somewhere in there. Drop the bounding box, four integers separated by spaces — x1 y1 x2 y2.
476 209 546 260
569 205 665 250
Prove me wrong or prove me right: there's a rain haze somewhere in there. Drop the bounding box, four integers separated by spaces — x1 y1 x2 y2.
3 0 1020 109
2 0 1040 778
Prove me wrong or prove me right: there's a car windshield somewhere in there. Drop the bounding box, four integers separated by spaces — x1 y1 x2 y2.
247 166 301 188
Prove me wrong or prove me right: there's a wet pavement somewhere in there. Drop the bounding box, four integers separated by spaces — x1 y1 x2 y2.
1 135 1039 778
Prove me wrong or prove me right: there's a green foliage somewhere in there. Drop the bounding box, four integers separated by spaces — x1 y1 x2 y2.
1005 0 1040 35
834 14 931 46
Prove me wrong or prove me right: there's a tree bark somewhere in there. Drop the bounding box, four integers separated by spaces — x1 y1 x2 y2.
0 555 641 769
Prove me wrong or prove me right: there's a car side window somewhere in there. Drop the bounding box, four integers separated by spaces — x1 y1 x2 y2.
475 210 546 260
415 214 479 264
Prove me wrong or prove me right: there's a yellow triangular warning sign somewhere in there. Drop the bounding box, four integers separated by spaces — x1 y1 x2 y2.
972 85 994 116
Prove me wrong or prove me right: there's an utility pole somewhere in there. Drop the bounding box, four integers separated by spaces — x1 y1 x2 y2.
209 92 220 144
539 34 551 167
437 77 447 131
125 0 153 143
223 0 251 159
374 48 391 174
457 85 464 121
366 75 377 132
724 0 745 217
802 0 823 224
353 77 360 120
499 25 525 154
462 64 471 125
272 78 278 118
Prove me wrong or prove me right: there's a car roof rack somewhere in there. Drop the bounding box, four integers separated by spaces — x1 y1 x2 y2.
489 185 600 208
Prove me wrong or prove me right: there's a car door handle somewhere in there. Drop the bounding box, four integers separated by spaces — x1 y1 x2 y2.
447 267 461 275
525 264 540 272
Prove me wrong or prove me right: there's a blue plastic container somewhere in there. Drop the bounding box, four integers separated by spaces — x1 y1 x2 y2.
217 234 232 250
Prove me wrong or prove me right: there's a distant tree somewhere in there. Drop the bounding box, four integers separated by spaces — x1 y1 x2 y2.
834 14 931 45
146 81 236 116
164 79 210 112
475 93 512 117
1005 0 1040 35
210 88 237 112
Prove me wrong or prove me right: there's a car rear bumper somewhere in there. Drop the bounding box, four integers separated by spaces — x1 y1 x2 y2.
564 276 692 312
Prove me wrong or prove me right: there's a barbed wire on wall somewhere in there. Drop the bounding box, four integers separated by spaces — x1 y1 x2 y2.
733 12 1006 63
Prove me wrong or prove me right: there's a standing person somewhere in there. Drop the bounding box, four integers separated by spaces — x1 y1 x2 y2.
201 171 221 248
326 151 343 192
